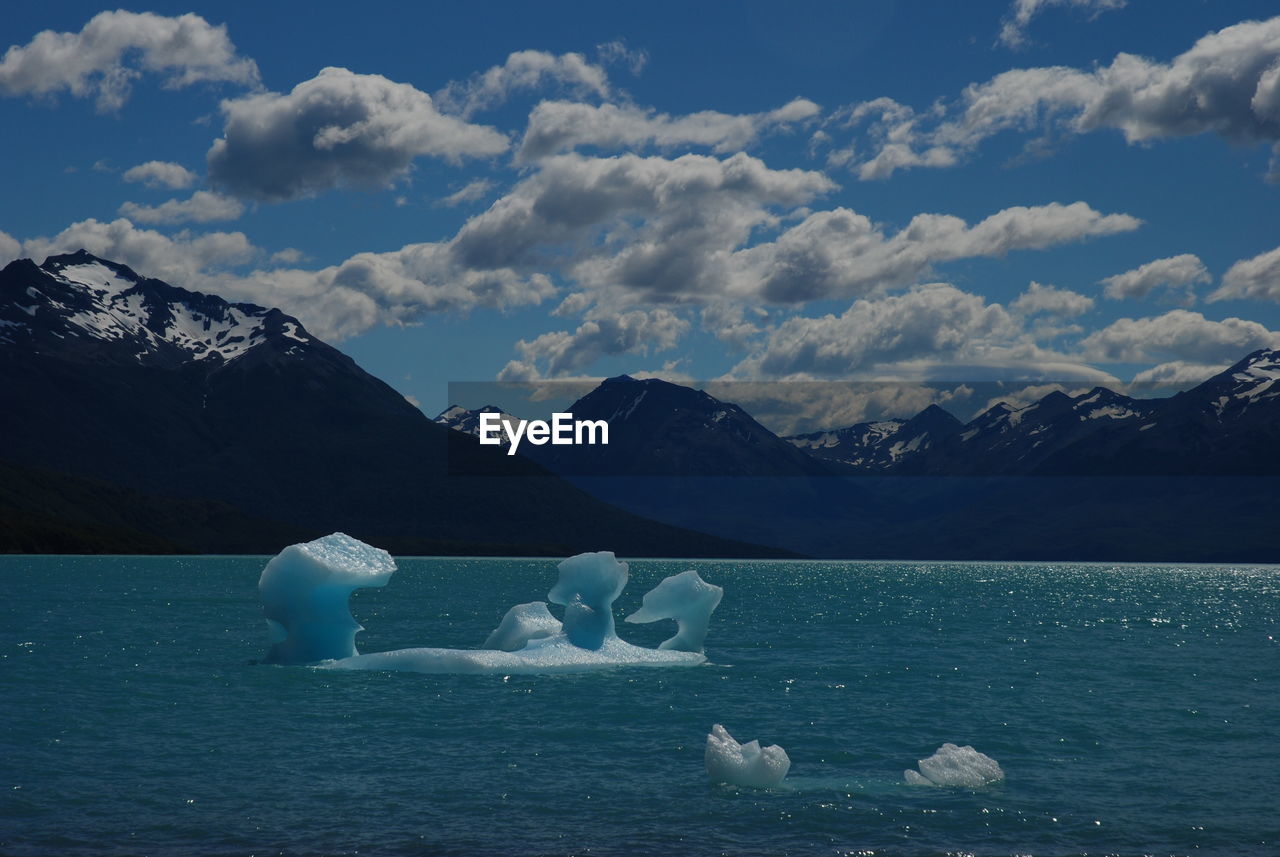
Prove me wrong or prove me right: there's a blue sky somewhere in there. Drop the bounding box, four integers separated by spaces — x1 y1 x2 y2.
3 0 1280 426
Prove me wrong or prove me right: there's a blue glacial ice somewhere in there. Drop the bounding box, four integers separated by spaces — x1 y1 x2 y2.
547 550 629 649
904 743 1004 787
625 569 723 652
258 534 720 675
259 532 396 664
705 724 791 788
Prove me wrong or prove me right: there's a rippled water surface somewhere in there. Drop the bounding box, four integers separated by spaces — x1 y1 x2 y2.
3 556 1279 856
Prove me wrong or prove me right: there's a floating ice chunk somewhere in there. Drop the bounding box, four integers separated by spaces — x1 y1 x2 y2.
904 743 1004 787
547 551 629 650
625 570 723 652
705 724 790 788
482 602 562 651
258 532 396 665
259 537 717 675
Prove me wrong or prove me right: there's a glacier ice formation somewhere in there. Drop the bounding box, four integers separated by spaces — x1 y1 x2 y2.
259 532 397 664
258 534 721 675
705 724 791 788
547 550 630 649
904 743 1004 787
625 569 723 652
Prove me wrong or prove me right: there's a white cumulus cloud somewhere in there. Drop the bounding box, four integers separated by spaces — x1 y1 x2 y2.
1080 309 1280 363
726 201 1139 303
498 307 690 380
1101 253 1210 305
206 67 509 202
118 191 245 225
121 161 198 189
436 49 613 118
837 16 1280 180
1011 281 1095 317
450 151 834 298
21 217 256 284
732 283 1023 378
1209 245 1280 303
517 98 821 161
0 10 259 112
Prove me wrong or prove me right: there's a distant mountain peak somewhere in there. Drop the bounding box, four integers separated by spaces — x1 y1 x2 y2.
783 400 961 471
1181 346 1280 418
905 403 963 428
1239 346 1278 365
530 375 829 476
978 401 1014 419
0 252 318 366
1228 347 1280 384
42 249 143 281
434 404 520 441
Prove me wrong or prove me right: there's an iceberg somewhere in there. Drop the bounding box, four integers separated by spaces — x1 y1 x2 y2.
625 570 723 652
904 743 1004 787
705 724 790 788
258 532 396 664
547 550 629 649
258 534 721 675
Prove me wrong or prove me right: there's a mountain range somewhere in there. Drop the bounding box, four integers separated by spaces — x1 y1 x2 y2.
784 354 1280 477
435 351 1280 561
438 350 1280 478
0 251 784 557
3 250 1274 560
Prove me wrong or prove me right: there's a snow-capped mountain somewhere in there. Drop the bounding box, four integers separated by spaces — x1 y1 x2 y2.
0 250 316 366
534 375 833 476
917 386 1157 476
1033 347 1280 476
1176 347 1280 421
780 350 1280 477
786 404 962 471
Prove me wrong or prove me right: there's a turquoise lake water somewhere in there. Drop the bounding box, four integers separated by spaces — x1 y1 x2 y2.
2 555 1278 856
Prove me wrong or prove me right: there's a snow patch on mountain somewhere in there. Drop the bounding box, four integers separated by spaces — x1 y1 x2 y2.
1083 404 1139 420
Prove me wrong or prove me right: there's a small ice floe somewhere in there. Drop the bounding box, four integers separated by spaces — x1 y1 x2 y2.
904 743 1004 787
705 724 790 788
